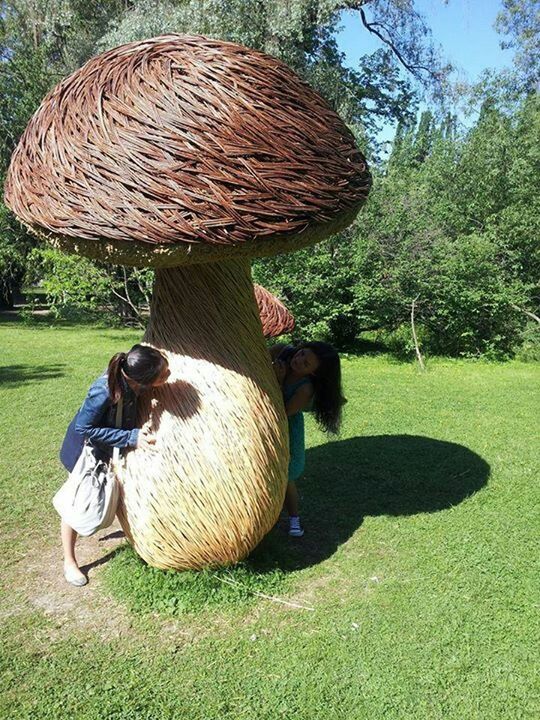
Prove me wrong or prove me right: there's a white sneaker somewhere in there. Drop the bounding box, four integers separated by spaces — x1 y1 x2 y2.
288 516 304 537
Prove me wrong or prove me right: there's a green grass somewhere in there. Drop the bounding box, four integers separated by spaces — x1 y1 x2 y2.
103 546 293 616
1 316 539 719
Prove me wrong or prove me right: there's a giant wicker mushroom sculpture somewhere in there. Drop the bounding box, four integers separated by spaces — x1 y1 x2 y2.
5 34 371 570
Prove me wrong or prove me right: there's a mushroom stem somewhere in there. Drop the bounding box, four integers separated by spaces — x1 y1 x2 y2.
116 259 289 570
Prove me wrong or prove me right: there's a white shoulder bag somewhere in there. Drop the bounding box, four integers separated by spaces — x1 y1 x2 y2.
53 399 123 536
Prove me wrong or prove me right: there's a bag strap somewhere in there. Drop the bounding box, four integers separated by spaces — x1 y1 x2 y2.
112 397 124 465
115 397 123 429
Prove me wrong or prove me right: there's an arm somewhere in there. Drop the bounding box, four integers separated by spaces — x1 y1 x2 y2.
270 343 290 386
75 379 139 448
285 383 314 417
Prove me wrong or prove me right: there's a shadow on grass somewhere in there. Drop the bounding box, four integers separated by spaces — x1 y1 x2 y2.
249 434 490 572
0 311 22 324
0 309 131 331
0 363 67 387
348 337 388 355
102 434 489 618
0 310 75 327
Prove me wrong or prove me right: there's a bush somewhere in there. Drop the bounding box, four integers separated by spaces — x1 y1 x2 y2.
354 227 530 358
253 228 361 349
23 247 153 325
374 322 431 361
514 321 540 362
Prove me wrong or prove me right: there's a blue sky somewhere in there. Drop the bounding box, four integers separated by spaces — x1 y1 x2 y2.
335 0 515 142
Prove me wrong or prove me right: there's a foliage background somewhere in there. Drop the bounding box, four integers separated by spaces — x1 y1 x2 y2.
0 0 538 358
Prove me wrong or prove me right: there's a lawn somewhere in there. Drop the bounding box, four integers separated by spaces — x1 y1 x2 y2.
1 316 538 719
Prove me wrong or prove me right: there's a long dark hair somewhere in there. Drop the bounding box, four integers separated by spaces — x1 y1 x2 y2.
293 341 346 435
107 344 167 404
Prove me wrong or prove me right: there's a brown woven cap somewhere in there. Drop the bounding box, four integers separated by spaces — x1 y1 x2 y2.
4 34 371 267
254 284 295 338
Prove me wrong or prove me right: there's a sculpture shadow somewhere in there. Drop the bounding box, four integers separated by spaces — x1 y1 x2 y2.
0 363 67 388
140 380 202 429
249 434 490 572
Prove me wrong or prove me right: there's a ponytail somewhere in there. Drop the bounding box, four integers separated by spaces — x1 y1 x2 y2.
107 352 127 405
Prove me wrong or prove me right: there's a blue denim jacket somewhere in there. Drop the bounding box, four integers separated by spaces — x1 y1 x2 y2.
60 372 140 472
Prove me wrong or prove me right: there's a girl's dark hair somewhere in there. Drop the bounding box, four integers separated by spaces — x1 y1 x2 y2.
107 344 167 403
295 341 346 435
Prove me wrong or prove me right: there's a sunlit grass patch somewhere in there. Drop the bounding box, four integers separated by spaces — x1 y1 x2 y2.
103 537 297 617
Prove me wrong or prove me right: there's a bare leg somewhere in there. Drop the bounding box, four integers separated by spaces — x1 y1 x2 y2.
284 481 300 517
61 520 78 565
61 520 87 585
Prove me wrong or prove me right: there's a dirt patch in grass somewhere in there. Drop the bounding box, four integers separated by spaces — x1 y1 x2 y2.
2 519 299 648
2 520 137 642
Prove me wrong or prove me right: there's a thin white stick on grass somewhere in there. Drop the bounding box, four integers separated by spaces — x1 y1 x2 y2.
411 295 426 371
214 574 315 611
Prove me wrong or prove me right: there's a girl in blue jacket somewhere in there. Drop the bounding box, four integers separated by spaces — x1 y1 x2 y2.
59 344 169 586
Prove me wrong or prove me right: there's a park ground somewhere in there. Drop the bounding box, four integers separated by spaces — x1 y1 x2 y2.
1 316 538 719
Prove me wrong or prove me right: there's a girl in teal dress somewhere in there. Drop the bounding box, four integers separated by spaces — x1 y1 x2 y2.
271 342 345 537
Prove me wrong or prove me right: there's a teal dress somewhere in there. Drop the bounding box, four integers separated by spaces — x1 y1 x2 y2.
283 378 312 482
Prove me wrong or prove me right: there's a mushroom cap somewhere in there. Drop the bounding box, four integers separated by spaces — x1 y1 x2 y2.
4 34 371 268
254 284 295 338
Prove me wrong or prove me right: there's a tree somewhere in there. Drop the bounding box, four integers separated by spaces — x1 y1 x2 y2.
0 1 128 72
487 92 540 307
97 0 446 138
253 227 361 347
352 92 538 358
453 100 513 234
2 0 441 314
495 0 540 94
0 39 53 305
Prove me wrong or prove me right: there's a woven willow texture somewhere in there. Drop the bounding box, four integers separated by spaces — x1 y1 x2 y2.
254 284 295 338
116 261 289 570
4 34 371 265
27 203 360 267
4 34 373 569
